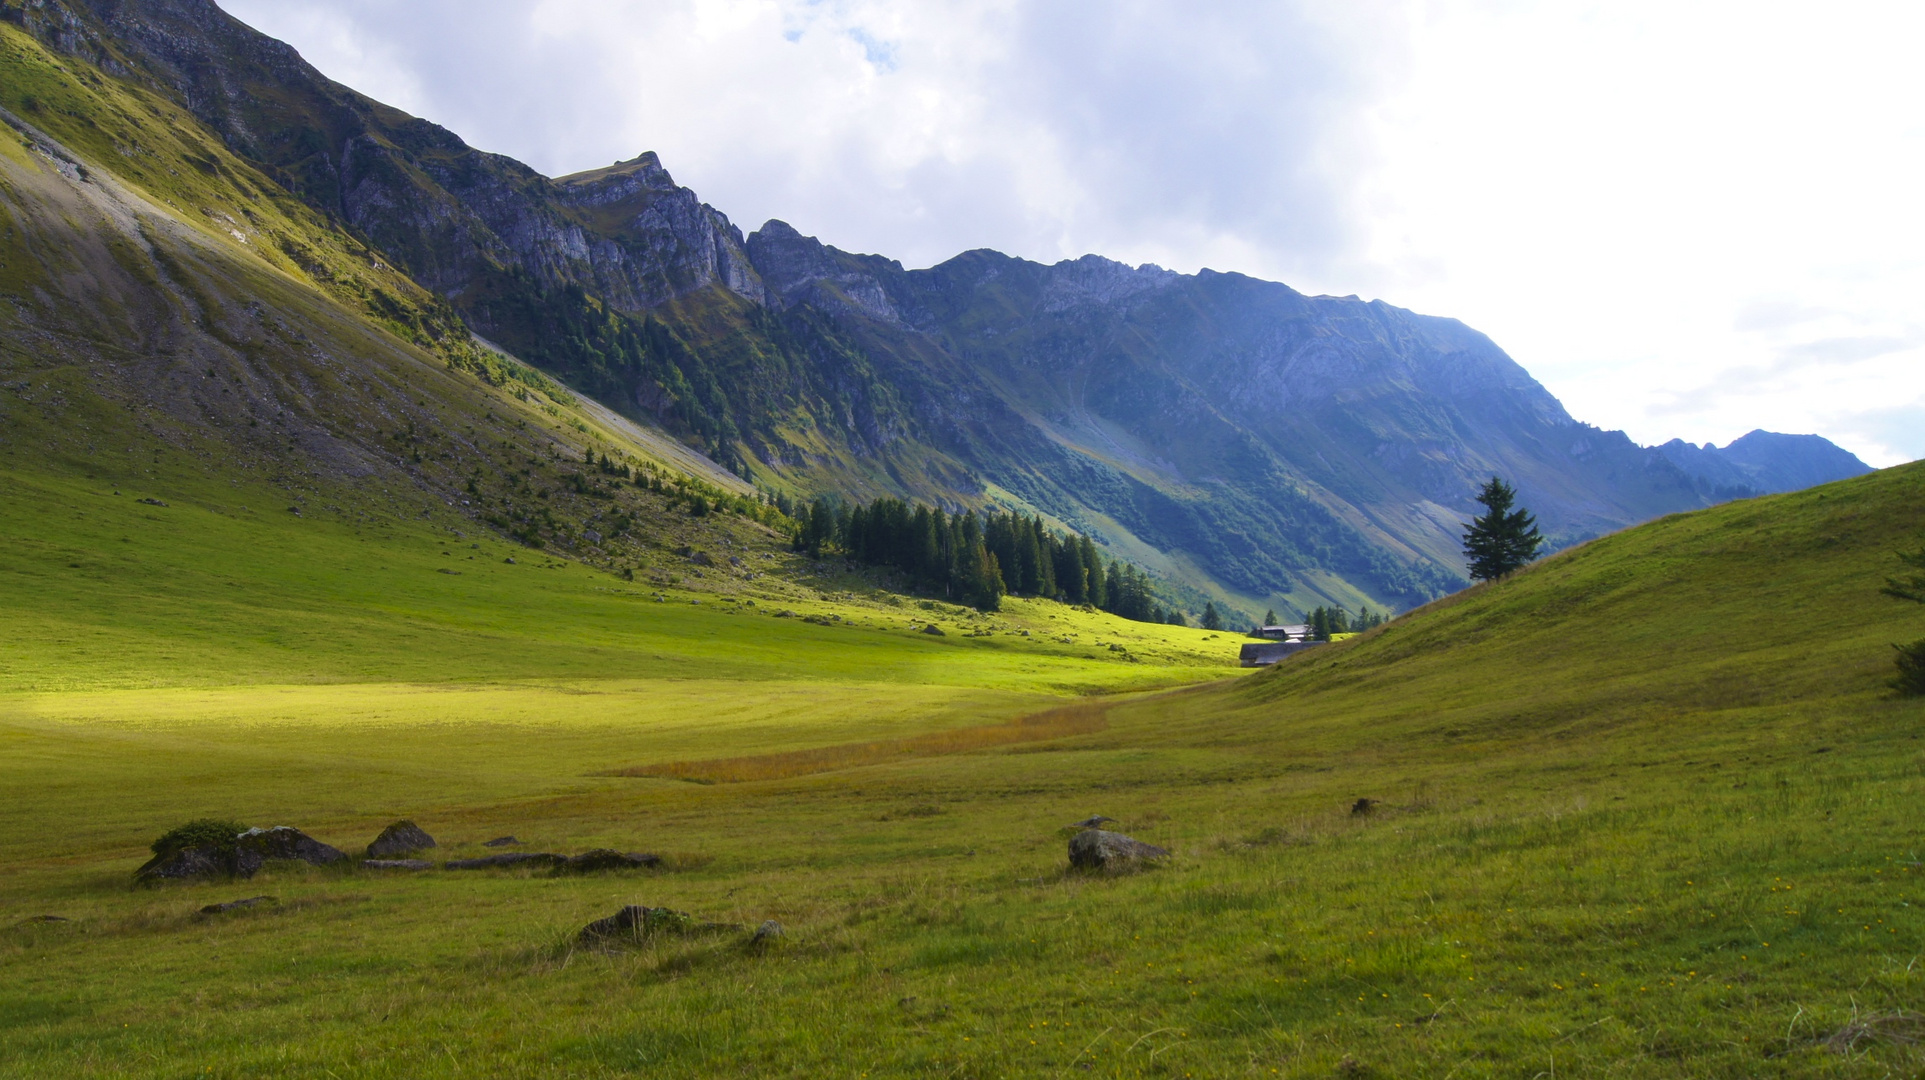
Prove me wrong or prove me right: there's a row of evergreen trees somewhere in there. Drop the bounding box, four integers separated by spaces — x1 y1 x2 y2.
1249 604 1389 640
1308 604 1386 640
786 496 1175 618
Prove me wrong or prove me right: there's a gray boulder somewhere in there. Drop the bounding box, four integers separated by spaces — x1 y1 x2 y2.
443 852 564 871
366 820 437 858
232 827 348 877
135 844 232 883
578 905 692 944
1068 829 1169 870
481 836 522 847
362 859 434 871
556 849 662 873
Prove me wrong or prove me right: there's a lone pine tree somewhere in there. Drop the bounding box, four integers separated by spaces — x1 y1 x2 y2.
1462 477 1545 582
1201 602 1224 631
1884 542 1925 695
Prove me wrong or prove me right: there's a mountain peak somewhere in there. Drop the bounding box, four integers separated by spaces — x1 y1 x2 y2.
555 152 675 191
1656 431 1871 495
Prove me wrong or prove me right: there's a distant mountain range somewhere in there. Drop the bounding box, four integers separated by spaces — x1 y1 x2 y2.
1 0 1875 620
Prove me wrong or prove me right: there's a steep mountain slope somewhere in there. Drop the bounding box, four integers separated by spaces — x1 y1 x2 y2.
0 18 765 590
4 0 1876 625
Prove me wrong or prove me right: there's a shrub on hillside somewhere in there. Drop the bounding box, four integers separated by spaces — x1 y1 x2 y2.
150 818 250 857
1885 543 1925 696
1894 642 1925 696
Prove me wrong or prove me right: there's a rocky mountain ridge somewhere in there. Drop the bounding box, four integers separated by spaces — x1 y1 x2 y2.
3 0 1875 619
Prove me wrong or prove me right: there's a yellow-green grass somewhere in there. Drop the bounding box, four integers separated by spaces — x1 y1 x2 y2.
3 460 1922 1076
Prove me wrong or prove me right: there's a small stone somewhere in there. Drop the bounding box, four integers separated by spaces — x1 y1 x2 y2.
23 915 68 923
443 852 564 870
366 820 437 859
1350 798 1378 816
1068 829 1169 870
750 920 784 943
362 859 434 871
481 836 522 847
1068 815 1116 829
921 624 945 636
200 895 274 915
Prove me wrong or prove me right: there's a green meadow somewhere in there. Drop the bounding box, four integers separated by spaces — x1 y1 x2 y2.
4 432 1924 1076
9 13 1925 1075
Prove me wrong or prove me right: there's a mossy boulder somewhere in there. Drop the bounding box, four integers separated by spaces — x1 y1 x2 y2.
579 905 693 945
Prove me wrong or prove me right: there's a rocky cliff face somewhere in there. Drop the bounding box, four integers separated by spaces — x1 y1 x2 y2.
5 0 762 312
4 0 1876 618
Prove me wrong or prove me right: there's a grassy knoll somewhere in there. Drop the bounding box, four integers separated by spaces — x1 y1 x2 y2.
1 455 1921 1076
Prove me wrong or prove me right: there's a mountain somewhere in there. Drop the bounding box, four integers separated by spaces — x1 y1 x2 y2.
2 0 1877 621
1657 430 1872 496
0 9 773 604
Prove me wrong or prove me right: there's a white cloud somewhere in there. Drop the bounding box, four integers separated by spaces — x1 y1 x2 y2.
219 0 1925 466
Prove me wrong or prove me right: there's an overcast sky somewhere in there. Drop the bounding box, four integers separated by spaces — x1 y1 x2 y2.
222 0 1923 466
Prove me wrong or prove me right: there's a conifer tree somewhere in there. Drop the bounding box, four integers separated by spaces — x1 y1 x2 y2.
1202 602 1224 631
1081 536 1107 608
1462 477 1544 581
1264 608 1278 627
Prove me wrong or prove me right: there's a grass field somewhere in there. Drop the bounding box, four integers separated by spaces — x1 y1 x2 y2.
3 445 1923 1075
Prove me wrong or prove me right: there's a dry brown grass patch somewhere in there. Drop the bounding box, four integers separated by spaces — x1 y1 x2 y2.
604 703 1108 784
1822 1010 1925 1054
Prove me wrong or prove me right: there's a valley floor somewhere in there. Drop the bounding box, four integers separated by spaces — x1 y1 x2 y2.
3 463 1924 1078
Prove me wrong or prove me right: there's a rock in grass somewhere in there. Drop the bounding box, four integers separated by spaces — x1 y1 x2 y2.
1068 815 1117 829
136 818 251 883
232 827 348 878
921 624 945 636
1068 829 1169 870
750 920 783 944
200 895 274 915
366 820 437 858
481 836 522 847
578 905 692 944
362 859 434 871
556 849 662 873
137 844 233 883
443 852 564 871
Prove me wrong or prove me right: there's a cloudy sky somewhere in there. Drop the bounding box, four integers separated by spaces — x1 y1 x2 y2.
222 0 1923 466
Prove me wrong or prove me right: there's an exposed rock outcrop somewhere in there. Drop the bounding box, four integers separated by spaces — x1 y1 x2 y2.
443 852 565 871
556 849 662 874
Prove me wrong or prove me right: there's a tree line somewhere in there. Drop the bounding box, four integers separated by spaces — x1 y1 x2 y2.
784 496 1178 618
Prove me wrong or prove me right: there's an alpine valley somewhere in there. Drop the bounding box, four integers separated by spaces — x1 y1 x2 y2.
6 3 1925 1078
0 0 1869 623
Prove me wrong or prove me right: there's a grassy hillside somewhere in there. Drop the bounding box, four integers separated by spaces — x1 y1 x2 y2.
2 442 1920 1075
